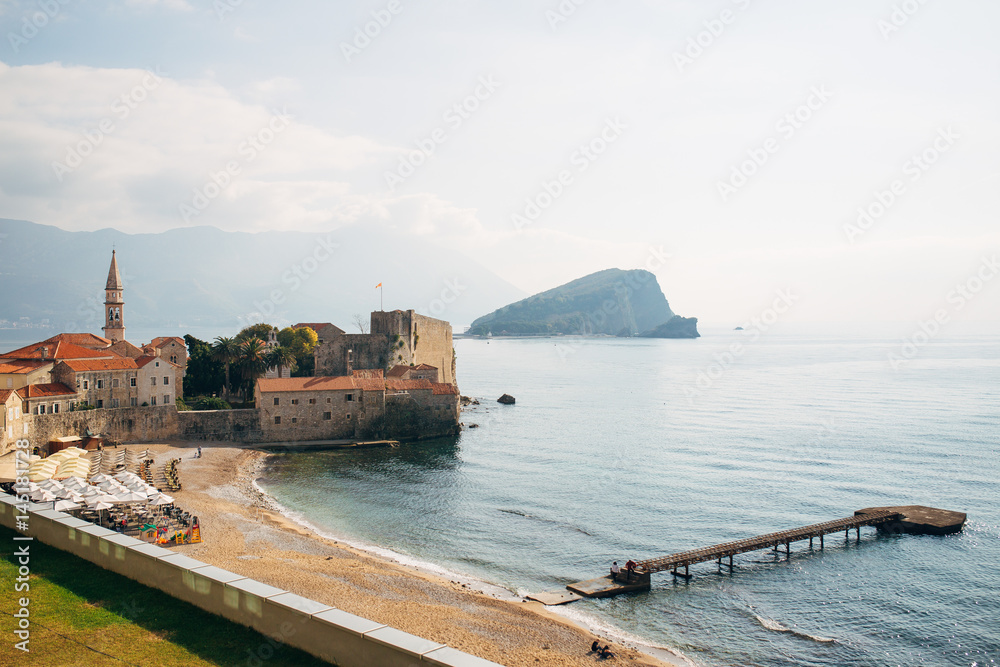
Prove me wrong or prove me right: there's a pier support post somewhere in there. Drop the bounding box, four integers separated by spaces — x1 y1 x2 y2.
809 537 813 548
856 526 860 542
729 555 733 568
820 534 824 549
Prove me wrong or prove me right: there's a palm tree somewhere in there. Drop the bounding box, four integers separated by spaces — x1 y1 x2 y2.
211 336 239 402
236 338 269 405
265 345 296 379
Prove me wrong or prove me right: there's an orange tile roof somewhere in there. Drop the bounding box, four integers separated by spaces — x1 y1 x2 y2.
386 365 409 377
44 333 113 349
0 360 51 374
0 389 15 403
135 355 180 369
150 336 185 348
18 383 78 399
430 383 459 395
1 339 116 361
60 358 138 372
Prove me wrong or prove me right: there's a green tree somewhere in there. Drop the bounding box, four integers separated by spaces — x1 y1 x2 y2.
236 323 275 342
265 345 296 379
277 326 318 377
236 337 269 405
184 335 225 397
211 336 240 402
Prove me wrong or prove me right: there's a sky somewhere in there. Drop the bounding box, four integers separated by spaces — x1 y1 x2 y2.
1 0 998 327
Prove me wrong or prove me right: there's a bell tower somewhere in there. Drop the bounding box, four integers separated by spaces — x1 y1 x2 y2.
103 250 126 342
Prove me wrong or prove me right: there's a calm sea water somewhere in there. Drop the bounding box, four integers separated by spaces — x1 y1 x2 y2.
11 325 992 666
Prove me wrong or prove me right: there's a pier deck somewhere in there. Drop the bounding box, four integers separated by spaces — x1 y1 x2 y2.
559 506 964 601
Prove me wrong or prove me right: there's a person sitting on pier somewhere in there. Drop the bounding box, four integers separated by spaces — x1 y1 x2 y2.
610 561 621 582
625 559 636 580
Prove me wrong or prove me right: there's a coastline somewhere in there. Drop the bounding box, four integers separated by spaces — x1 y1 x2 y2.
141 441 692 667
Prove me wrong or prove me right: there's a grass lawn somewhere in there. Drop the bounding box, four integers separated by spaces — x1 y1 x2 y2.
0 526 332 666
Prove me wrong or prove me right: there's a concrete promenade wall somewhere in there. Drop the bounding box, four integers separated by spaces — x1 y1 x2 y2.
20 405 181 450
0 494 498 667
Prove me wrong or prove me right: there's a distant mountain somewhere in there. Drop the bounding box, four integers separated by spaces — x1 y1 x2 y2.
467 268 698 338
0 219 525 333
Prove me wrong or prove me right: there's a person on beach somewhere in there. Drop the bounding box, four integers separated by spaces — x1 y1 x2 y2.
590 640 600 653
197 446 202 458
610 561 620 582
600 645 614 659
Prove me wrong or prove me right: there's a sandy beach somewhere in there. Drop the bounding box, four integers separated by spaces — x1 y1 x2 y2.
126 441 690 667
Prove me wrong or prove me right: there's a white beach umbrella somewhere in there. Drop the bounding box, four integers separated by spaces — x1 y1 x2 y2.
147 493 174 506
52 499 81 512
85 496 115 510
62 447 88 456
89 473 111 483
38 479 64 490
30 489 57 502
117 491 148 503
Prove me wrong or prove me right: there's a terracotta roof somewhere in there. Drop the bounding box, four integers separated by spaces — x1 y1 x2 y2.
17 383 78 399
258 376 357 393
412 364 438 370
110 340 144 358
257 375 458 396
135 355 180 369
1 339 116 361
149 337 185 348
60 358 138 372
352 369 384 379
386 365 409 377
0 360 51 374
294 323 345 336
43 333 113 349
0 389 15 403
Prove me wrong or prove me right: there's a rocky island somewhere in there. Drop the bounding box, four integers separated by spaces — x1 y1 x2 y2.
467 268 699 338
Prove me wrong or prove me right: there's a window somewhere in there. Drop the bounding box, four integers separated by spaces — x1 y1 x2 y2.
274 416 281 425
54 404 59 413
6 378 11 388
112 378 119 388
96 399 104 408
111 398 119 408
346 413 352 419
83 380 89 390
69 402 75 410
308 398 316 404
97 379 104 389
151 377 157 386
170 355 177 363
155 361 160 367
130 397 138 407
323 412 332 420
291 399 299 405
273 397 279 406
163 376 169 385
291 417 297 424
326 397 331 403
150 396 157 406
130 377 137 387
164 394 170 404
346 394 354 402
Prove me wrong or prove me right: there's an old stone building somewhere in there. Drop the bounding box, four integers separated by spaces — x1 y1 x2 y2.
314 310 455 385
17 383 79 415
256 371 459 442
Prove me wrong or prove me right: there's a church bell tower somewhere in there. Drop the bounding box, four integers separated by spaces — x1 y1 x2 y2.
103 250 126 342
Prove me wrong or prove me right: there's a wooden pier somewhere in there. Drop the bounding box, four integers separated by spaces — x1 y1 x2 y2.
559 506 965 602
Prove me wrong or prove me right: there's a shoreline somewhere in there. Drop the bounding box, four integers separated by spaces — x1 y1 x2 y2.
143 440 693 667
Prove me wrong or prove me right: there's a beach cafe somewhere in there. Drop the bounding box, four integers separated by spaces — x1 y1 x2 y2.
0 447 201 546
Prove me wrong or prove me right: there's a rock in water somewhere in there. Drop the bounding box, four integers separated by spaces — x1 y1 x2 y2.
497 394 516 405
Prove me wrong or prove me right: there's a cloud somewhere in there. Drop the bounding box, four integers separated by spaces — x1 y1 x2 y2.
124 0 193 11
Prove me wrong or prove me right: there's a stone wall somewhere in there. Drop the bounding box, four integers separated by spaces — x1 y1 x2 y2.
258 388 361 442
314 333 393 377
177 409 263 442
410 313 455 385
17 405 180 452
358 389 459 441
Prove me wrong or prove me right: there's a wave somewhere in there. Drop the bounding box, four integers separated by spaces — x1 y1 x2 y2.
753 614 835 643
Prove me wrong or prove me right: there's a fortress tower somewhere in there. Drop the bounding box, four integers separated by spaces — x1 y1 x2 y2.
103 250 125 343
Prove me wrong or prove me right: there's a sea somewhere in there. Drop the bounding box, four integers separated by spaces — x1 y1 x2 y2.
4 326 998 666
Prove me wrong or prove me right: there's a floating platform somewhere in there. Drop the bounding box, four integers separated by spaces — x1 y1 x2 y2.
525 590 583 606
566 572 651 598
856 505 966 535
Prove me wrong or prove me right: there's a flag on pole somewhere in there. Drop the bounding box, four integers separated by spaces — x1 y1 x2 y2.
375 282 382 288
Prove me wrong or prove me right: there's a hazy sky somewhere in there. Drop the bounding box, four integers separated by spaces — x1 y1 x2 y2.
1 0 997 326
